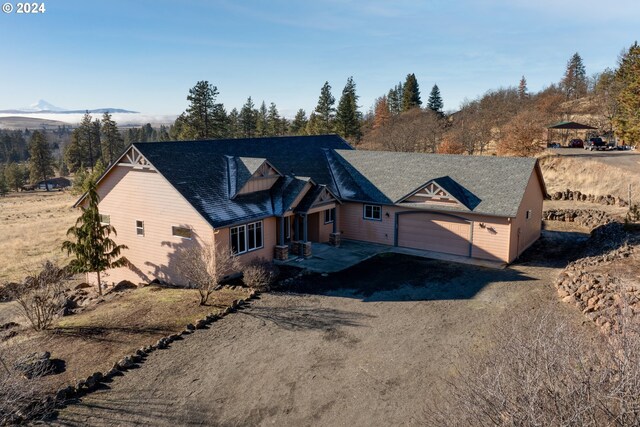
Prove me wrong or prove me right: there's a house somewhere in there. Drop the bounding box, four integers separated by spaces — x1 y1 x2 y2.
76 135 546 286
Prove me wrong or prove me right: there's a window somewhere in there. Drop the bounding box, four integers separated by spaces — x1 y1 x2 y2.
99 214 110 225
324 208 335 224
136 220 144 236
284 216 291 240
172 226 192 239
525 210 532 220
230 221 263 254
363 204 382 221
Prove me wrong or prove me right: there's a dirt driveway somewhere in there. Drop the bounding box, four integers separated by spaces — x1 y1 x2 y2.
53 231 591 426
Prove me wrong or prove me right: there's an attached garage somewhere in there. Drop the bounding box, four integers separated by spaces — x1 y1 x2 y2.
396 212 472 257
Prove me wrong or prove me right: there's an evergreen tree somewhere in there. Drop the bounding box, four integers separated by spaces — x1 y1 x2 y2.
335 76 362 141
27 130 54 190
614 42 640 145
100 112 125 164
387 82 403 115
157 125 170 141
427 84 444 115
518 76 529 99
306 112 319 135
58 157 69 177
4 162 27 191
0 166 7 196
239 97 257 138
227 108 241 138
180 80 226 139
290 109 308 135
313 81 336 134
402 73 422 111
267 102 282 136
74 112 99 172
256 101 269 137
562 53 587 99
62 181 128 295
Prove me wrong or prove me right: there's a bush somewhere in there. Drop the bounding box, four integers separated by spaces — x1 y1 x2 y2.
242 258 279 291
12 261 69 331
425 309 640 426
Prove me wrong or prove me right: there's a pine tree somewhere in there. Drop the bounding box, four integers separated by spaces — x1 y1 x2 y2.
306 112 319 135
402 73 422 111
387 82 403 115
562 53 587 99
227 108 240 138
4 162 27 191
62 181 128 295
239 97 257 138
58 157 69 177
313 81 336 134
427 84 444 115
0 165 8 196
100 112 125 164
267 102 282 136
518 76 529 99
256 101 269 137
180 80 226 139
74 112 98 172
614 42 640 145
290 109 308 135
28 131 54 190
335 76 362 141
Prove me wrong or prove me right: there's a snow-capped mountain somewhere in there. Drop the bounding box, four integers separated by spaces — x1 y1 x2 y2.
0 99 138 114
24 99 67 112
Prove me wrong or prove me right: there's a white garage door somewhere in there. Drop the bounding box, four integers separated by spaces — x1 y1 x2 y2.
397 213 471 257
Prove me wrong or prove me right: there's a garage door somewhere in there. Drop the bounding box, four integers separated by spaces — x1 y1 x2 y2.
397 213 471 256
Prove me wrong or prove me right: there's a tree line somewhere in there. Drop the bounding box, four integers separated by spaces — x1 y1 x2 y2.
362 43 640 157
168 77 364 143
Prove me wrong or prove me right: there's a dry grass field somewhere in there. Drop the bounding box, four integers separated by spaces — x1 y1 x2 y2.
0 191 78 284
539 151 640 202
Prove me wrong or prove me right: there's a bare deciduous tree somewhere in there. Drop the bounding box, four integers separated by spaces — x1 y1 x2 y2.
177 241 239 305
12 261 69 331
363 108 444 153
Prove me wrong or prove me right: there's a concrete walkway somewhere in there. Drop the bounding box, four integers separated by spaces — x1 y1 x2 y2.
274 240 505 273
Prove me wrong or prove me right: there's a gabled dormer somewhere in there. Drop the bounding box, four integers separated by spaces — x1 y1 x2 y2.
227 156 282 198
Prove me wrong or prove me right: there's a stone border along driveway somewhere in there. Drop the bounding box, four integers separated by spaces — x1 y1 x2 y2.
46 290 260 418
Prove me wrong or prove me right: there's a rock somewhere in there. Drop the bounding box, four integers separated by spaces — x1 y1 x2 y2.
56 386 76 401
562 295 576 304
186 323 196 331
110 280 137 293
74 282 92 290
13 351 56 379
105 368 119 378
85 375 97 389
557 288 570 298
195 319 207 329
116 356 135 370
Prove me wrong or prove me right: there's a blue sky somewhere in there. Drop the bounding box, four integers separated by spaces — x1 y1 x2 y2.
1 0 638 117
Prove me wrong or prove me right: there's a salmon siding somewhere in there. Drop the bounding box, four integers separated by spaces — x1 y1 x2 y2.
79 135 545 286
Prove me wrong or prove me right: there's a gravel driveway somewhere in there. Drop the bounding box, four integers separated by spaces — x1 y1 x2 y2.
53 244 586 426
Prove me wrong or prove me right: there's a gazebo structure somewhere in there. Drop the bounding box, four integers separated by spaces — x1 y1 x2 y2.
547 121 597 146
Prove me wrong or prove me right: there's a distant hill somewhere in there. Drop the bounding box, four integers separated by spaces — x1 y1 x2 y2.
0 116 70 130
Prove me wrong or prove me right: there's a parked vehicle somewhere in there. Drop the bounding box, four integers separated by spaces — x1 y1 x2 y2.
584 137 606 151
569 138 583 148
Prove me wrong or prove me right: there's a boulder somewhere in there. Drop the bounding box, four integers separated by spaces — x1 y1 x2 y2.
110 280 137 293
13 351 56 379
195 319 207 329
116 356 135 370
74 282 92 290
185 323 196 331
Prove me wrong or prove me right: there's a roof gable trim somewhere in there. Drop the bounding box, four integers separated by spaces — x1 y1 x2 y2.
397 180 465 208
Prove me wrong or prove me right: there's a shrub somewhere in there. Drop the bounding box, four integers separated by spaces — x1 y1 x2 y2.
12 261 69 331
425 309 640 426
177 241 239 305
242 258 279 291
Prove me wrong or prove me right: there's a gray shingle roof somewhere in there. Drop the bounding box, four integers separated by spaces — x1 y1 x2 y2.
126 135 540 228
332 150 539 217
133 135 352 227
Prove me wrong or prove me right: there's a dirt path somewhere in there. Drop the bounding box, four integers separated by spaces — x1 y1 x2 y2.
52 243 591 426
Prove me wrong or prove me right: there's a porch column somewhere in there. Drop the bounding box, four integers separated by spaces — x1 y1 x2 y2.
278 216 285 246
294 215 299 241
332 208 337 233
303 214 308 242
